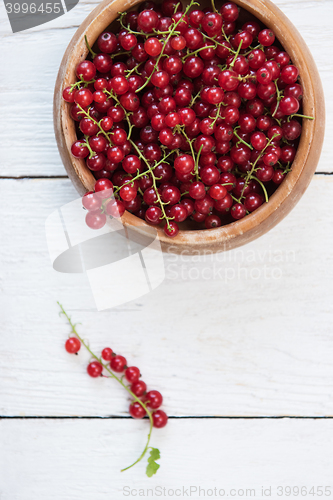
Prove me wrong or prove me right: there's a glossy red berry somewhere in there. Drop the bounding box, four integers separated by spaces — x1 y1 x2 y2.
87 361 103 377
101 347 113 361
125 366 141 383
145 390 163 409
244 193 263 212
164 221 179 237
231 203 246 220
131 380 147 397
85 211 106 230
106 199 126 218
152 409 168 428
76 61 96 81
65 337 81 354
258 28 275 46
110 355 127 372
129 402 146 419
205 214 222 228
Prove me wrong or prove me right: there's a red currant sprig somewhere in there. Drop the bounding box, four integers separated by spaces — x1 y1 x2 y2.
58 302 167 477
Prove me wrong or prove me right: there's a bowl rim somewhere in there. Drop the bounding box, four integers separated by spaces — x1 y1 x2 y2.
54 0 325 254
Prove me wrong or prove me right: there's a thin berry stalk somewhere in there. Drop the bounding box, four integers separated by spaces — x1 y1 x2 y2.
58 302 154 473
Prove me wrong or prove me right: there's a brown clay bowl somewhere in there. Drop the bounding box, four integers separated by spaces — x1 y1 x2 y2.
54 0 325 254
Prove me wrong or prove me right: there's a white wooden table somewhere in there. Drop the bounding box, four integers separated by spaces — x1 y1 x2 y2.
0 0 332 498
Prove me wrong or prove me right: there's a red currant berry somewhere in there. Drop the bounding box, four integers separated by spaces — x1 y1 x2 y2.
87 361 103 377
244 193 263 212
63 86 75 102
76 60 96 81
97 32 118 53
189 181 206 199
110 355 127 372
131 380 147 397
85 211 106 230
183 56 204 78
145 390 163 409
208 184 227 200
137 9 159 32
205 214 222 228
83 191 101 212
279 96 300 115
125 366 141 383
145 206 163 225
152 409 168 428
174 154 194 174
129 402 146 419
106 199 126 218
280 65 299 84
258 28 275 46
101 347 113 361
93 53 113 73
230 203 246 220
65 337 81 354
170 204 188 222
95 178 113 198
194 194 214 214
164 220 179 237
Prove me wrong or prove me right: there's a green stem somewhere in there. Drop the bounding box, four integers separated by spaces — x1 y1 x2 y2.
291 113 314 120
80 135 96 159
211 0 217 12
179 127 200 181
239 133 280 200
272 80 282 118
105 89 134 136
243 44 261 56
85 35 96 58
135 0 199 94
233 129 253 150
221 24 230 43
183 45 216 60
194 144 203 182
57 303 154 473
77 104 112 145
130 140 173 229
249 175 269 203
202 33 236 54
229 39 243 68
190 89 203 107
113 151 174 196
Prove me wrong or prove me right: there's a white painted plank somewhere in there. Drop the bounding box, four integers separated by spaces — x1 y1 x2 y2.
0 418 333 500
0 0 331 176
0 176 333 416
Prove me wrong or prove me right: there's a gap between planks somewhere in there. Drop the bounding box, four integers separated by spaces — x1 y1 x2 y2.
1 416 333 419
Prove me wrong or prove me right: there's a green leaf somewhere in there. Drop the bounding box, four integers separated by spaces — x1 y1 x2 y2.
146 448 160 478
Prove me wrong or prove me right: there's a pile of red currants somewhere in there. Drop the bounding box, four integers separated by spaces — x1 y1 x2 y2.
63 0 311 238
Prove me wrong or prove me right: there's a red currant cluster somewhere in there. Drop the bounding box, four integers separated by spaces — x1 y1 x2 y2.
63 0 312 237
65 334 167 427
59 303 167 474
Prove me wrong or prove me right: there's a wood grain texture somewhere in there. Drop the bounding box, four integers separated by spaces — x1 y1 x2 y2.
1 418 333 499
0 0 331 177
0 176 332 417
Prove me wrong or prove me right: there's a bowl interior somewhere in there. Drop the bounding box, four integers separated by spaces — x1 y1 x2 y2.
54 0 325 253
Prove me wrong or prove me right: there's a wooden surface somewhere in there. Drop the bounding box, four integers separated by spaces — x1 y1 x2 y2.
0 0 333 498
